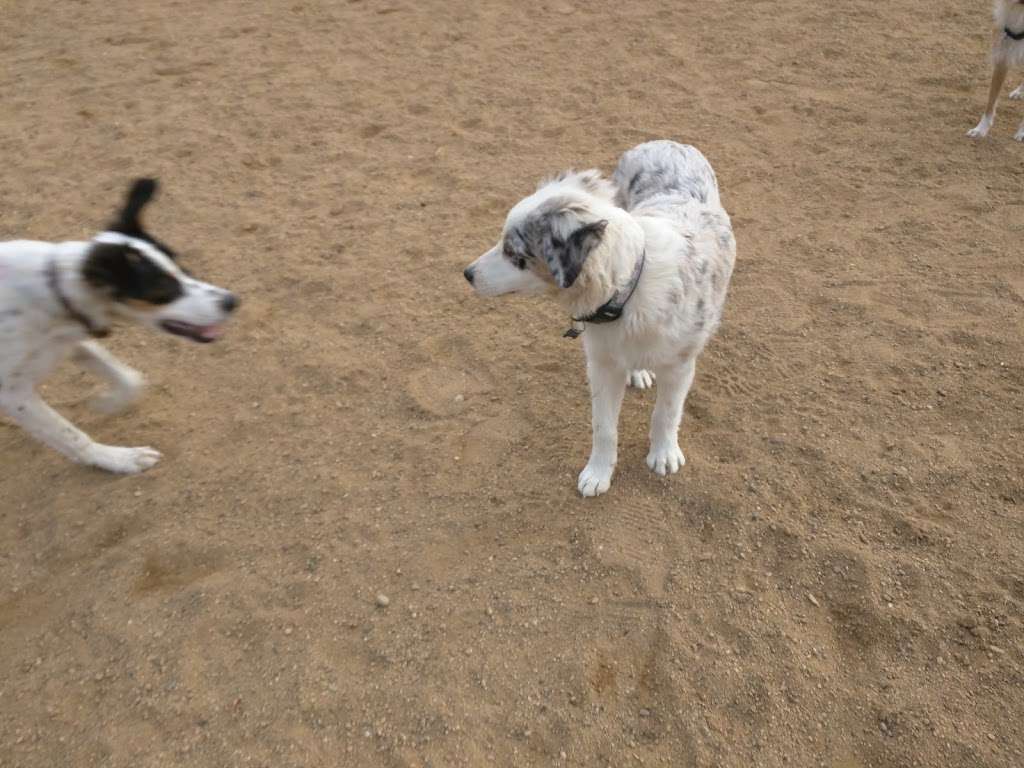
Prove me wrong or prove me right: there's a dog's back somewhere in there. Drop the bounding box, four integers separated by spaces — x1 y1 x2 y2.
613 140 721 212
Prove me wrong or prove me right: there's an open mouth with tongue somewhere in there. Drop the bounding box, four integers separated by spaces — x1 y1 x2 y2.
159 320 225 343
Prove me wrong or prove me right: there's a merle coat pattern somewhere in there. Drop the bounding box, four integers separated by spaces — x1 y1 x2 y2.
464 141 736 496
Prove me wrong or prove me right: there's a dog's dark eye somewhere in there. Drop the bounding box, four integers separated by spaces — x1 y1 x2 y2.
503 242 529 270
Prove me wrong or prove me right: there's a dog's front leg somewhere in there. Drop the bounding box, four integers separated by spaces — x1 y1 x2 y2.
578 360 627 497
0 387 160 473
73 341 145 414
968 60 1009 138
646 357 696 476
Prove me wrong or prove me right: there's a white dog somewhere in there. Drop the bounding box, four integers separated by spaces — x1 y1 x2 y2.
464 141 735 497
0 179 238 473
968 0 1024 141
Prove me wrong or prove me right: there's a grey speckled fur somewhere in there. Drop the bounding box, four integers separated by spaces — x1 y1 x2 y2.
613 140 721 211
464 140 737 497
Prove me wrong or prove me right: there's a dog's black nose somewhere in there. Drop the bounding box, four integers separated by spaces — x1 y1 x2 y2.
463 267 475 285
220 293 239 313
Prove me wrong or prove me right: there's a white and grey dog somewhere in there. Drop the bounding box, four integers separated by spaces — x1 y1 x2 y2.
968 0 1024 141
464 141 735 497
0 178 238 474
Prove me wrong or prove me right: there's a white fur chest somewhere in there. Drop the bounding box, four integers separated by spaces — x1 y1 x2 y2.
583 318 696 373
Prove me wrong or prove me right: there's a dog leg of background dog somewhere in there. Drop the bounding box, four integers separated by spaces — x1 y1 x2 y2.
0 386 161 473
578 360 628 497
628 370 655 390
968 60 1009 138
73 341 145 414
646 358 696 476
1011 81 1024 140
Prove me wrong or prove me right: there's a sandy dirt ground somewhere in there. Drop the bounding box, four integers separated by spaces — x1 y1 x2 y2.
1 1 1023 766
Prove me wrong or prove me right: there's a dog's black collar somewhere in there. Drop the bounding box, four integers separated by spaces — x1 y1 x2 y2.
564 249 646 339
1007 26 1024 41
46 260 109 338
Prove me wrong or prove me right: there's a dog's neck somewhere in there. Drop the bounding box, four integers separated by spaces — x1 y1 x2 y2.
997 1 1024 33
558 213 646 320
47 249 111 338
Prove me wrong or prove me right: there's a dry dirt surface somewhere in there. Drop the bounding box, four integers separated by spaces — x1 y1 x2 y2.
2 1 1023 766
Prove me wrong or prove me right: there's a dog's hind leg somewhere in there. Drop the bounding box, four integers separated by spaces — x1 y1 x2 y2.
628 370 655 390
0 386 160 473
968 60 1009 138
578 361 627 497
73 340 145 414
1010 84 1024 100
646 357 696 476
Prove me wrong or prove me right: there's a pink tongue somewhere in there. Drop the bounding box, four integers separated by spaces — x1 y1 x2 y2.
199 324 225 340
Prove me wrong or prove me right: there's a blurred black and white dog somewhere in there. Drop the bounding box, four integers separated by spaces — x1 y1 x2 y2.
0 179 238 473
464 141 735 497
967 0 1024 141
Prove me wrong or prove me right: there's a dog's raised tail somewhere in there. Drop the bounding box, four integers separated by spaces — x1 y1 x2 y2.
613 141 720 211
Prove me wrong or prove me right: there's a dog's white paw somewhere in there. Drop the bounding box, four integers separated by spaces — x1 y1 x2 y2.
1009 85 1024 100
1014 127 1024 142
628 370 655 390
967 117 992 139
85 445 162 474
578 461 614 497
646 443 685 476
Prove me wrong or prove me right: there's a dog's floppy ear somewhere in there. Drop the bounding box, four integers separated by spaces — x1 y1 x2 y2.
542 218 607 289
110 178 158 236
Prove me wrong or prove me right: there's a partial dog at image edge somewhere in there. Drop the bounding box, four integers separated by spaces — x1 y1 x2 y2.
463 140 736 497
967 0 1024 141
0 179 239 474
